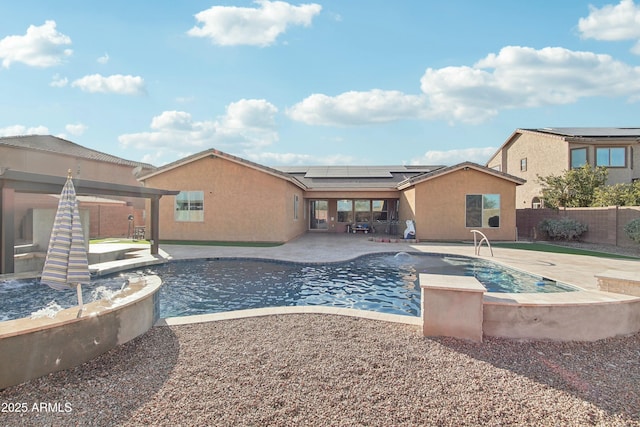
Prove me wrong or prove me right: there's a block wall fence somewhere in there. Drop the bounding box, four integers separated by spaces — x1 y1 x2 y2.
516 206 640 247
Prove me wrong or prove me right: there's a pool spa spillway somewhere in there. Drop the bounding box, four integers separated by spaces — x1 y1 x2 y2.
0 275 162 389
0 252 577 322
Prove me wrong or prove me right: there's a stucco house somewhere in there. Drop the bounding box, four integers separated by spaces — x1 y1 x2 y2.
486 128 640 209
0 135 156 240
138 149 524 243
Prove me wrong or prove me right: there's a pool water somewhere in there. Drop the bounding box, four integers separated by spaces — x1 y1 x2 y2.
0 253 576 321
0 276 130 322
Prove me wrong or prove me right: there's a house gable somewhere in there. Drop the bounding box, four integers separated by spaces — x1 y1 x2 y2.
398 163 521 241
139 148 306 190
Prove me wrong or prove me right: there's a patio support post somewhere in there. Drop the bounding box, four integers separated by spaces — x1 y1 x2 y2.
150 195 160 255
0 187 15 274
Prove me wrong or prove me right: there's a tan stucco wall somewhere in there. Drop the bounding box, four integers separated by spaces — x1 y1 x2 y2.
401 169 518 241
0 146 150 208
143 156 306 243
399 187 416 223
0 146 149 186
500 133 567 208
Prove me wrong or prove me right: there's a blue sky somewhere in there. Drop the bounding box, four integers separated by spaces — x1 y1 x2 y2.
1 0 640 167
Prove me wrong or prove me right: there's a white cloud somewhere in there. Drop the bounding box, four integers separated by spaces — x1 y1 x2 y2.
119 99 279 163
410 147 497 166
65 123 87 136
0 124 49 136
578 0 640 53
287 90 427 126
187 0 322 46
0 20 72 68
50 74 68 87
289 45 640 126
71 74 146 95
97 53 109 64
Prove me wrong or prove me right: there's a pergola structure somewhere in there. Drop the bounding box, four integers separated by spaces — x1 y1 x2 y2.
0 168 178 274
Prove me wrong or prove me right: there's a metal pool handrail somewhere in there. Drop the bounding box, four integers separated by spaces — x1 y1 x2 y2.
470 230 493 257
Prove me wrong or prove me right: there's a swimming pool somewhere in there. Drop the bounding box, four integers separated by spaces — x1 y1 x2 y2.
0 252 576 321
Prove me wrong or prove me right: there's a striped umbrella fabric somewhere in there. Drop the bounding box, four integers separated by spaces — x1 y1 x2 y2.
41 174 90 294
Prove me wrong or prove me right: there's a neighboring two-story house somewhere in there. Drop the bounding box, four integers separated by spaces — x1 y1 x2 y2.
486 128 640 208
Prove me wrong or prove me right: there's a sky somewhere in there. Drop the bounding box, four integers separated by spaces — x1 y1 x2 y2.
1 0 640 168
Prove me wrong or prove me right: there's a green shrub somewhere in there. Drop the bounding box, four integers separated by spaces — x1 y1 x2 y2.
538 218 588 240
624 218 640 244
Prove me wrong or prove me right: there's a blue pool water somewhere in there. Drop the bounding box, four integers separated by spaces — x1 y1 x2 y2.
0 253 576 322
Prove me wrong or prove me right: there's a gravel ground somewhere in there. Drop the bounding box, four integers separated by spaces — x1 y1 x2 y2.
1 314 639 426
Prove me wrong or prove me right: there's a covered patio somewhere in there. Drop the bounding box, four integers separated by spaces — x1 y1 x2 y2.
0 168 178 274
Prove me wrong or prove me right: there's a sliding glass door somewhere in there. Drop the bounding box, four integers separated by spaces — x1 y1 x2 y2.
309 200 328 230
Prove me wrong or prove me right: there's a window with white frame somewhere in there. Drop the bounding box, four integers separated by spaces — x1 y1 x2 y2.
175 191 204 222
465 194 500 228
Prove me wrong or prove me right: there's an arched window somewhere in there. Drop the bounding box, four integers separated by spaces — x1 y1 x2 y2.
532 197 542 209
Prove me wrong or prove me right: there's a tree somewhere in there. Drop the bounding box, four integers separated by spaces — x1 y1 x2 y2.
592 181 640 207
537 165 608 209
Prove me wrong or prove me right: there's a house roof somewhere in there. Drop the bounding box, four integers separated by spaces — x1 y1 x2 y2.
0 135 155 170
277 165 444 191
139 149 522 193
486 127 640 166
138 148 308 189
397 162 525 190
532 127 640 138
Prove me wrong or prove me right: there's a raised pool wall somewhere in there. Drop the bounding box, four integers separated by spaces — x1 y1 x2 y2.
0 275 161 390
420 273 640 342
483 298 640 341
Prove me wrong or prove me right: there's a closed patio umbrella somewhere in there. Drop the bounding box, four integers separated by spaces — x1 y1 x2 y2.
41 170 90 311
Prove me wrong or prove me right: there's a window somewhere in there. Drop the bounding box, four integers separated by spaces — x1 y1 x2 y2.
175 191 204 222
596 147 626 167
355 200 370 223
466 194 500 228
293 194 299 220
532 196 542 209
520 158 527 172
337 200 353 223
372 200 387 222
570 148 587 169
